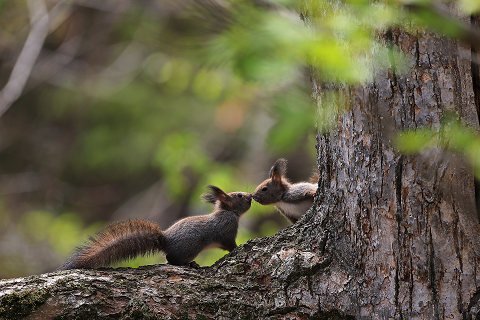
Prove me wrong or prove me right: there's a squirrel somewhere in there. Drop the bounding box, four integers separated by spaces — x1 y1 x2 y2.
252 158 317 223
61 185 252 269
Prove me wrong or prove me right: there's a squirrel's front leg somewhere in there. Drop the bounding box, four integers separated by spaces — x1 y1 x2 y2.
187 261 201 269
222 240 237 252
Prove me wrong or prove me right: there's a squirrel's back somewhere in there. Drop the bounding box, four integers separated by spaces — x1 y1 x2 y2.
163 211 238 265
61 220 164 270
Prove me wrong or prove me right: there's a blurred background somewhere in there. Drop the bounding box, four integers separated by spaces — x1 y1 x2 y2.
0 0 318 278
1 0 479 278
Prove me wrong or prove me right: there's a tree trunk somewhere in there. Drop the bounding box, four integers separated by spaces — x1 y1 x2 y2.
313 25 480 318
2 10 480 320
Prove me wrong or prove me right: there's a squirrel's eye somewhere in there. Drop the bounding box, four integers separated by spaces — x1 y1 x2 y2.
237 194 243 198
261 187 268 192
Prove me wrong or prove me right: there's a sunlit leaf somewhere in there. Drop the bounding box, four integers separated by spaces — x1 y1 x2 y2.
396 130 435 154
459 0 480 14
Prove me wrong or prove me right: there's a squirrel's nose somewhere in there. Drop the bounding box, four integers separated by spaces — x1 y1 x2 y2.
246 194 252 201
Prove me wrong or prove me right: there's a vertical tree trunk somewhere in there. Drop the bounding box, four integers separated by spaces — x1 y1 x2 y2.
313 21 480 318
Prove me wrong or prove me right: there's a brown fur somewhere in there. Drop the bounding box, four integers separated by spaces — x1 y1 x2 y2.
202 185 230 205
252 159 290 205
62 220 164 269
252 158 317 223
61 186 252 269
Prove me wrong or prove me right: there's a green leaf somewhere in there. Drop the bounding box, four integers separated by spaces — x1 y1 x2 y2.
396 130 435 154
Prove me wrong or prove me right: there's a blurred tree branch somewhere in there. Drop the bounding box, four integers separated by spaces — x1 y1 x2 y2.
0 0 69 118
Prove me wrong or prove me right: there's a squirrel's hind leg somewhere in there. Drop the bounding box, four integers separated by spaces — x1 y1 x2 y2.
165 255 199 268
166 254 197 267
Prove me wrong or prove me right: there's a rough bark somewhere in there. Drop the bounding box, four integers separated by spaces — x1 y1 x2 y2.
312 25 480 317
2 9 480 320
0 226 342 320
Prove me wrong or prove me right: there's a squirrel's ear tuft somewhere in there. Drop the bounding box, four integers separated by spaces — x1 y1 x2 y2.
201 193 217 203
269 158 287 182
202 185 230 204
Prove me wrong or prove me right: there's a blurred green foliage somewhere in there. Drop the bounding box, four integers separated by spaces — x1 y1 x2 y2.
0 0 479 277
20 211 102 256
397 119 480 176
460 0 480 14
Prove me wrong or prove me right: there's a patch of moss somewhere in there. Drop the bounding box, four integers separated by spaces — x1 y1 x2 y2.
0 289 50 320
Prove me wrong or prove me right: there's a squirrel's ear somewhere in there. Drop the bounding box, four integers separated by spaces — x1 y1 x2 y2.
202 185 230 204
269 158 287 183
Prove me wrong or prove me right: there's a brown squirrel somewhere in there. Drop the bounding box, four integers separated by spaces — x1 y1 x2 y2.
61 186 252 269
252 158 317 223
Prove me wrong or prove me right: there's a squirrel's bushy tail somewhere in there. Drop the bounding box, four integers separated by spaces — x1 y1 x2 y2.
61 220 165 270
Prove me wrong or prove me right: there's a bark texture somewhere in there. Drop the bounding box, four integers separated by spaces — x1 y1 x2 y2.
2 9 480 320
313 25 480 318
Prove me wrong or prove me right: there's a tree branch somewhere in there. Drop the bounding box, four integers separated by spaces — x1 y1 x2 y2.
0 213 352 319
0 0 59 118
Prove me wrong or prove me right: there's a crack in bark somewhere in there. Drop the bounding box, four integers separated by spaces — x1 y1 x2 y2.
394 155 403 318
471 15 480 223
451 42 463 117
415 38 420 67
430 67 443 112
285 256 333 287
409 253 414 315
428 228 440 320
451 198 464 315
466 290 480 318
395 156 404 222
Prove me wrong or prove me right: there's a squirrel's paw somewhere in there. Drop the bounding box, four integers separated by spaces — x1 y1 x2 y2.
188 261 201 269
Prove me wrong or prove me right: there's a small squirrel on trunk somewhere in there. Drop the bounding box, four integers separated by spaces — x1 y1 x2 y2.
252 158 317 223
61 186 252 269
